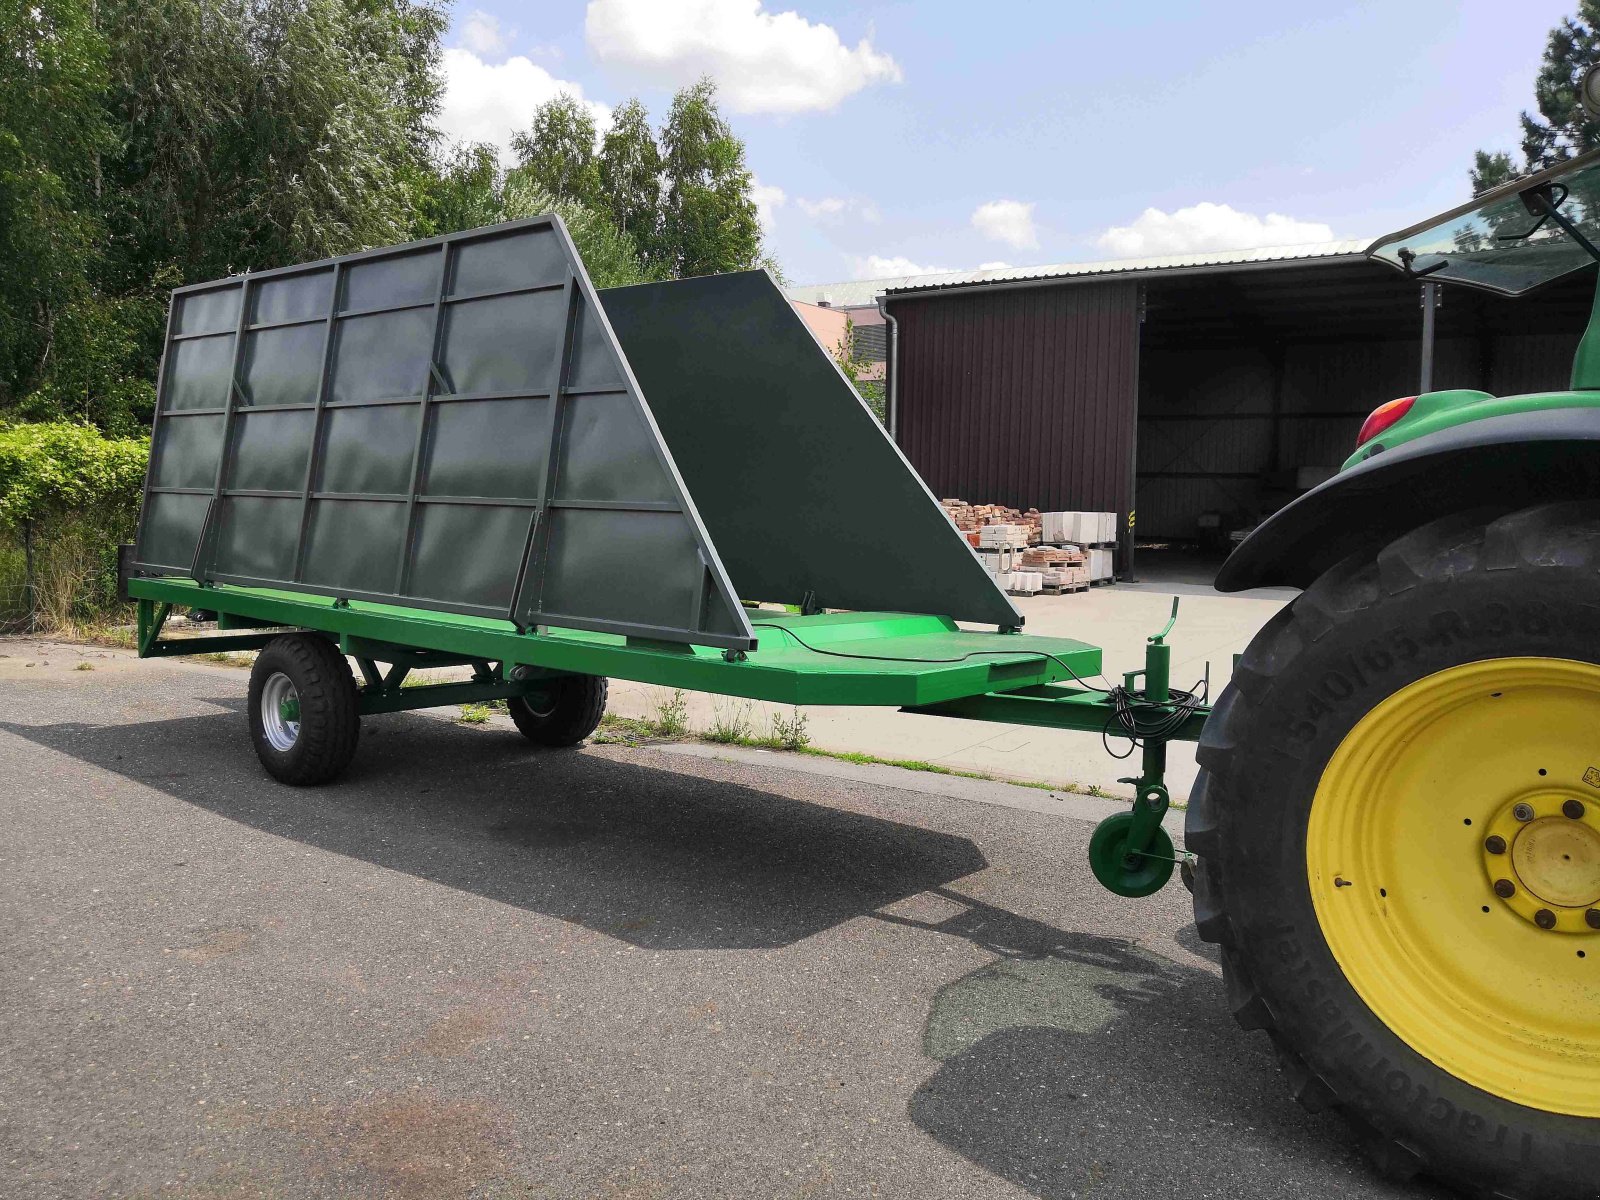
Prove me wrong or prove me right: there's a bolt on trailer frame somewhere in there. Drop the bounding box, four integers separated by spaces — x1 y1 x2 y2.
122 215 1208 897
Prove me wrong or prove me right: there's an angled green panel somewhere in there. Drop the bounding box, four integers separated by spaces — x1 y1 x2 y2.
600 270 1024 628
131 217 753 650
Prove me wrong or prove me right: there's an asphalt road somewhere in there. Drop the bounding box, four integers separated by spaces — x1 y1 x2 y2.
0 642 1454 1200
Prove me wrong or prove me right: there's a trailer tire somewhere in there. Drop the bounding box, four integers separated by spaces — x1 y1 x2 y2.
247 634 360 786
507 672 607 747
1190 502 1600 1199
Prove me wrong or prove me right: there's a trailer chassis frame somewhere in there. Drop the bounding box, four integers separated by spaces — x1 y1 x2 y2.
130 576 1205 897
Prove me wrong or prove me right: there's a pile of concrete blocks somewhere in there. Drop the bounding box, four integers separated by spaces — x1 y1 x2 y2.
1041 511 1117 545
1088 547 1115 583
978 523 1031 550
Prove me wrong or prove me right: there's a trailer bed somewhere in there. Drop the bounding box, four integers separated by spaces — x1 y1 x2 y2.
129 576 1101 708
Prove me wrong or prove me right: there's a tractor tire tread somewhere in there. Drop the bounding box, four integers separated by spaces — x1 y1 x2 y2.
1189 501 1600 1200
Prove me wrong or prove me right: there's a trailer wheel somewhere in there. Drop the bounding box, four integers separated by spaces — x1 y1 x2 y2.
1190 503 1600 1198
247 634 360 785
507 671 607 747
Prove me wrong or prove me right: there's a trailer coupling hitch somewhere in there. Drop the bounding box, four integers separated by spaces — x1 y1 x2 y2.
1087 598 1198 898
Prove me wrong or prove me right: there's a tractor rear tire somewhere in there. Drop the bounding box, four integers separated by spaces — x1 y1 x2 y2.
1190 503 1600 1199
507 672 607 747
247 634 360 786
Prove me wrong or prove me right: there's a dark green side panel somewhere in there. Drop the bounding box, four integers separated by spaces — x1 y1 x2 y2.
600 270 1023 628
133 217 754 650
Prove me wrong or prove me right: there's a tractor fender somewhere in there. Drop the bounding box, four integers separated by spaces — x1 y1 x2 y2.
1216 406 1600 591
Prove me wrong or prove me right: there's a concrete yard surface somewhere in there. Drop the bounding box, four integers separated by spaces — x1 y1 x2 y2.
0 645 1448 1199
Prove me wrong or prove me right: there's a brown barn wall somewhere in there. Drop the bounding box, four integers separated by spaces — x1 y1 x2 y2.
889 280 1140 516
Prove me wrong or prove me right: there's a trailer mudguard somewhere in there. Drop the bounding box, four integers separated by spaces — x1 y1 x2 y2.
1215 406 1600 592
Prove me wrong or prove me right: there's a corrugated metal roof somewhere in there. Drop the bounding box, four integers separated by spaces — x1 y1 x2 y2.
785 239 1371 307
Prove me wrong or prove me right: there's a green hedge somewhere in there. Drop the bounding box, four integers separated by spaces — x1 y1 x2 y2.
0 421 149 627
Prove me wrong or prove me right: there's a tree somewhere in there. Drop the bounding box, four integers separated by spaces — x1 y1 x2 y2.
658 78 764 277
418 141 655 289
510 94 601 207
1472 3 1600 192
830 315 885 422
0 0 112 409
417 141 504 237
1 0 449 431
598 98 662 262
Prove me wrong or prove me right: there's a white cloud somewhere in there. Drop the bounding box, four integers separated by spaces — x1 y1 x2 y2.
852 255 950 280
1095 203 1335 257
978 260 1013 271
970 199 1038 250
459 9 510 58
798 196 847 219
585 0 903 114
439 47 611 164
796 196 880 223
751 179 786 231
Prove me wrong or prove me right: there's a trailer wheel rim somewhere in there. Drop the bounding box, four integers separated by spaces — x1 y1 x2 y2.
1308 657 1600 1117
261 671 302 752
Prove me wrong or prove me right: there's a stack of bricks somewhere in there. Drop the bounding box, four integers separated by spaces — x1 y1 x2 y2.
1018 545 1089 592
941 499 1043 545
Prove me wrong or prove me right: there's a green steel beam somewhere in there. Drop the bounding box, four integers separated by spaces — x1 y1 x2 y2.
902 682 1208 743
356 676 550 716
127 575 1104 707
142 631 302 658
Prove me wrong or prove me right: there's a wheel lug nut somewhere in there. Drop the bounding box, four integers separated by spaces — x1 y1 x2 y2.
1494 879 1516 899
1563 799 1586 820
1513 803 1535 822
1535 909 1557 930
1588 909 1600 930
1484 835 1507 855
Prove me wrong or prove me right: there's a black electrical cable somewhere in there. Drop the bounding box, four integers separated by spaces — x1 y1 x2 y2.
747 622 1207 754
748 621 1113 693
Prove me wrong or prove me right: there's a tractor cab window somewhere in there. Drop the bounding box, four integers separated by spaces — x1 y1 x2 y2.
1368 148 1600 296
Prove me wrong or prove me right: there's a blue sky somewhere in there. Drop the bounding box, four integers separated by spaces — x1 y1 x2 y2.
437 1 1577 285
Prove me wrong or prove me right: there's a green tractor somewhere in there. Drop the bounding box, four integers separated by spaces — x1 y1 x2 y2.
1200 146 1600 1193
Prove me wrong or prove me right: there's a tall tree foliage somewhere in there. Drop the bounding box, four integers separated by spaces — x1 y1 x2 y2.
509 79 768 279
0 1 112 410
2 0 447 432
658 78 763 277
510 94 601 206
1472 3 1600 194
598 98 662 263
420 144 654 289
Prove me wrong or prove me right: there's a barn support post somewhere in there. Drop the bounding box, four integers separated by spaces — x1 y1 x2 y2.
1419 281 1440 393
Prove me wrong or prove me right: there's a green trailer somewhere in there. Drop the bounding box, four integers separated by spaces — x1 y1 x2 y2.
123 152 1600 1196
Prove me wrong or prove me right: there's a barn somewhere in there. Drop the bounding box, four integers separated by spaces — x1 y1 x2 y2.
789 244 1592 579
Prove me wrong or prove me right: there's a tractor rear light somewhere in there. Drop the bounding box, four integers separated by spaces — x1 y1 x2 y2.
1356 396 1417 448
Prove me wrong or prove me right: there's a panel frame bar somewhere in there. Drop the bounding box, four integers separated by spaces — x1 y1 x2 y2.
131 214 757 650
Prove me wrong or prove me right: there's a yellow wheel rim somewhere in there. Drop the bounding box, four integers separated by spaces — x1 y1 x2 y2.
1308 657 1600 1117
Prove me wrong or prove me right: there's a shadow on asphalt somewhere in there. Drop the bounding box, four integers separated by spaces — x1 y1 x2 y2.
4 698 1455 1199
893 892 1454 1200
2 704 988 952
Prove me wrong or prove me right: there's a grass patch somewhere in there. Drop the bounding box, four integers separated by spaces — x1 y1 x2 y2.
199 650 255 668
766 706 810 751
74 660 94 671
649 688 689 737
457 702 493 725
704 699 754 744
592 713 656 746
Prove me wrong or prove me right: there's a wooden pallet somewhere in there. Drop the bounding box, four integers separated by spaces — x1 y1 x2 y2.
1039 583 1089 595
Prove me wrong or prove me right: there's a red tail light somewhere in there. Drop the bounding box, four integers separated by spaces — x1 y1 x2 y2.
1356 396 1417 448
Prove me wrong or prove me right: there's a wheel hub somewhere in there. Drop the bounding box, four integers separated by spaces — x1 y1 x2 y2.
1308 656 1600 1117
260 671 301 752
1481 793 1600 933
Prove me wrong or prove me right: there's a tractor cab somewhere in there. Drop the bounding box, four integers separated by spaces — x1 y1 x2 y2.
1339 147 1600 471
